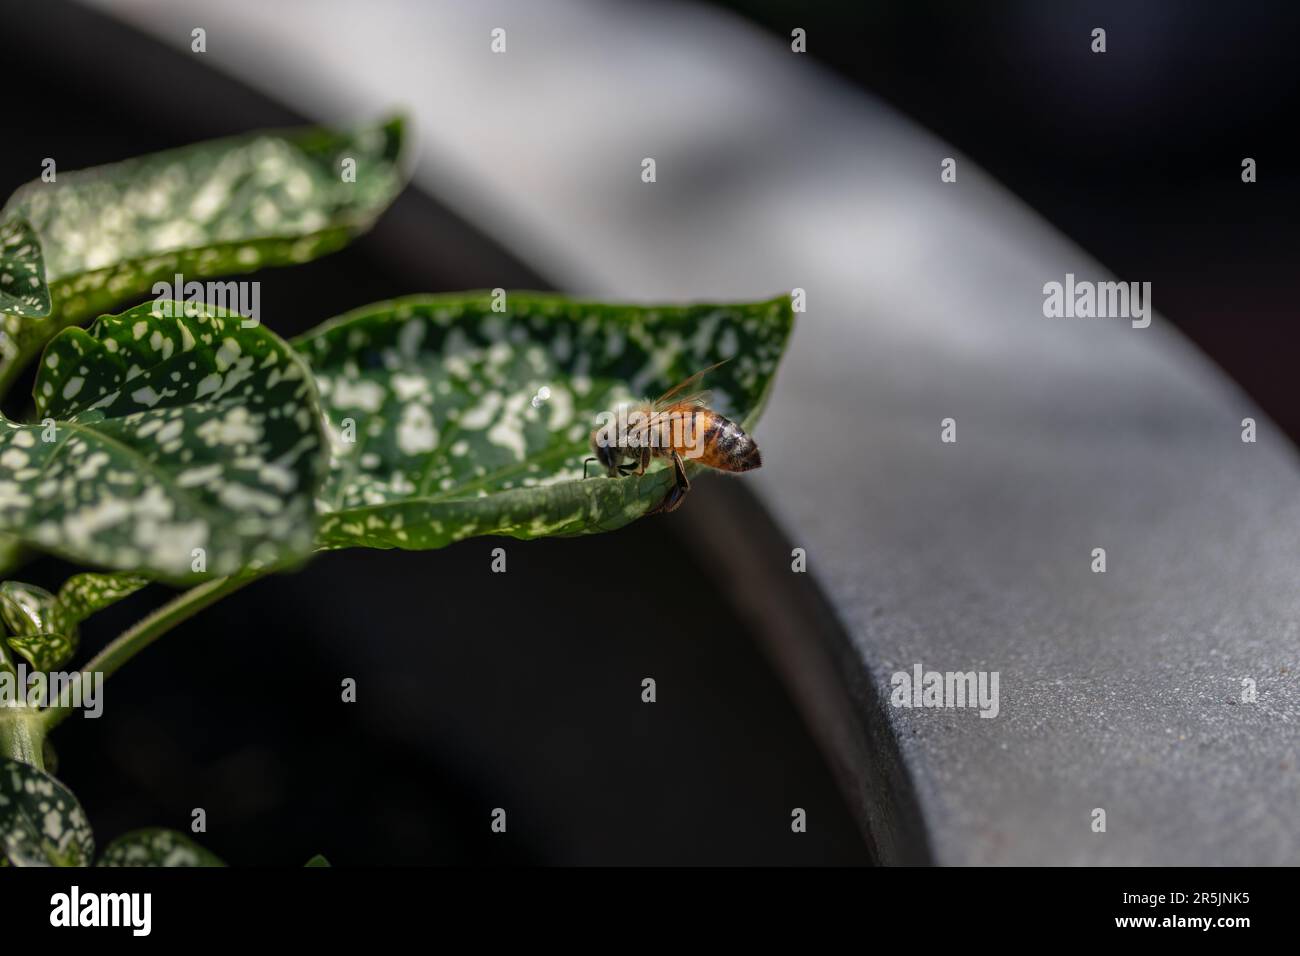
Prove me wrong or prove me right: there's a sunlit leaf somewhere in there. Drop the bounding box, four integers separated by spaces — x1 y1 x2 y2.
0 758 93 866
0 116 406 392
297 292 794 550
0 301 326 580
98 828 224 867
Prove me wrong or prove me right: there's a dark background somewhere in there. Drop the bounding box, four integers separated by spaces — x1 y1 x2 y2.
722 0 1300 440
2 0 1297 864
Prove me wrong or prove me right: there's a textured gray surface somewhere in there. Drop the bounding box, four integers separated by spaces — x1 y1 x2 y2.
760 292 1300 865
97 0 1300 863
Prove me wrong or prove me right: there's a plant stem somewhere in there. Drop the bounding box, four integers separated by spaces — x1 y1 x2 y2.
0 708 45 769
38 573 258 732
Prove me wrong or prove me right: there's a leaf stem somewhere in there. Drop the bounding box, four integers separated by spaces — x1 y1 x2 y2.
38 573 258 732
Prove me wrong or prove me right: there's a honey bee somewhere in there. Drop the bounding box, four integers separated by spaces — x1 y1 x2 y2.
583 361 762 513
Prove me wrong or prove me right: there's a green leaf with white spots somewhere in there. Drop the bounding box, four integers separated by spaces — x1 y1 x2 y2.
0 116 406 394
0 218 51 319
297 292 794 550
98 828 225 867
0 301 327 581
56 570 149 621
0 581 76 672
0 758 94 866
0 572 147 673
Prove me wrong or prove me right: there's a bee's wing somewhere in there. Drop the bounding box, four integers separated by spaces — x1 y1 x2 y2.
655 390 713 412
653 360 728 409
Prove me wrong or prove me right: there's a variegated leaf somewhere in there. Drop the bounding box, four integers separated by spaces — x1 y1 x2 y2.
0 218 50 319
98 828 224 867
0 302 326 580
56 570 148 621
0 572 147 672
0 116 406 394
0 758 93 866
0 582 75 672
296 292 794 549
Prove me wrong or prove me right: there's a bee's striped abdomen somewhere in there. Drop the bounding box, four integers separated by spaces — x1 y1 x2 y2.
699 411 762 472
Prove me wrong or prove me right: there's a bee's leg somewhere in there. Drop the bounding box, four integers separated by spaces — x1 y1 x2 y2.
605 448 627 477
669 452 691 510
587 456 628 478
615 444 650 478
655 451 691 513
